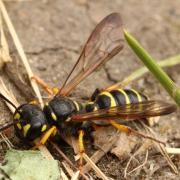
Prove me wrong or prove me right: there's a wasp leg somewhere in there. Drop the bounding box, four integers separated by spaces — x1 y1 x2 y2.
29 100 39 105
78 130 85 170
32 126 57 149
110 120 165 145
31 76 54 95
104 82 127 92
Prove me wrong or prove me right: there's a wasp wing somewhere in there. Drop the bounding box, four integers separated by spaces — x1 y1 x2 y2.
71 100 177 122
58 13 124 96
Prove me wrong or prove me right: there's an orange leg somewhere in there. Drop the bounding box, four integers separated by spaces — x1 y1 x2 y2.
110 120 165 145
78 130 85 170
29 100 39 105
104 81 129 92
31 76 54 95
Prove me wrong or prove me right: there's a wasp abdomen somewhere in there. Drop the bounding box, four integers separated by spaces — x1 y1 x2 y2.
111 89 147 105
86 89 147 112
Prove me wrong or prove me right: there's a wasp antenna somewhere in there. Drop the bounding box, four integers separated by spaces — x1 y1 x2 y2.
131 128 166 146
0 122 15 132
0 93 17 110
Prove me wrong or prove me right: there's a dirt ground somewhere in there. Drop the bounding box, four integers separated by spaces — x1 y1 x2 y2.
0 0 180 179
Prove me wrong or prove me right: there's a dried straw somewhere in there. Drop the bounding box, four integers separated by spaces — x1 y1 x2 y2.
83 153 109 180
165 147 180 154
142 123 179 174
0 11 11 68
0 0 43 107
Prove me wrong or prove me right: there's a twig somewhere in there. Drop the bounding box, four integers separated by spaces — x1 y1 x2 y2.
4 0 32 1
124 139 151 178
0 78 19 110
62 161 74 177
165 147 180 154
124 155 134 178
128 150 148 175
51 141 90 180
71 137 79 154
0 11 12 67
0 133 13 149
143 123 178 174
82 133 118 174
57 135 109 179
157 144 178 174
60 169 69 180
83 153 109 180
71 170 80 180
51 142 76 169
0 0 43 107
5 58 35 100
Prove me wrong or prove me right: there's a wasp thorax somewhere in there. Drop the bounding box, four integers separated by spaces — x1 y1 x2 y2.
43 96 78 126
13 104 48 141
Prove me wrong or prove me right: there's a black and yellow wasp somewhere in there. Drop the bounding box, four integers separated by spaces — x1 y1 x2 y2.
0 13 177 164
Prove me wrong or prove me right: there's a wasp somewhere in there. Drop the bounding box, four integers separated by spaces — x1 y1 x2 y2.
0 13 177 166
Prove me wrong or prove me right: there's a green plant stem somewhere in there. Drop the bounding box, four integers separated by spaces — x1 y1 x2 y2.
124 30 180 106
121 54 180 85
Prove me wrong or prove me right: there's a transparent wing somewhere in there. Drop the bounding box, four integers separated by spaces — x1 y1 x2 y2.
58 13 124 96
71 100 177 122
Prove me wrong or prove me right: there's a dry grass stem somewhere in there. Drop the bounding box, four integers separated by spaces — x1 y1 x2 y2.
0 78 19 110
143 124 178 174
62 161 74 177
51 142 90 180
51 142 76 169
128 150 149 175
71 137 79 154
0 132 13 148
165 147 180 154
70 170 80 180
83 153 109 180
82 133 118 174
57 134 108 179
0 0 43 107
60 169 69 180
4 0 32 1
124 140 151 178
156 144 178 174
60 136 109 179
124 154 135 178
0 12 11 67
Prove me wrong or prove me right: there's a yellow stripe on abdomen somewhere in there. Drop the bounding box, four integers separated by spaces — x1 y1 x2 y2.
130 89 142 102
117 89 130 104
73 101 80 112
100 91 117 107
